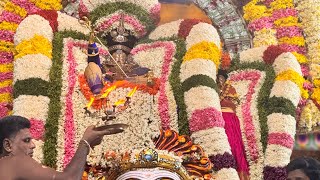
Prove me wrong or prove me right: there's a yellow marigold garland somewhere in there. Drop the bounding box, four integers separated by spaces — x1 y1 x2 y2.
313 79 320 88
276 69 309 99
274 17 299 28
311 88 320 102
0 79 13 89
278 37 305 47
4 1 27 17
0 40 14 49
0 21 18 31
15 35 52 60
279 36 306 46
292 52 308 64
270 0 294 11
29 0 62 10
183 41 220 68
0 93 12 103
243 0 272 21
0 63 13 73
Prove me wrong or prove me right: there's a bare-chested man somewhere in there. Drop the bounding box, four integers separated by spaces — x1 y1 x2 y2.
0 115 127 180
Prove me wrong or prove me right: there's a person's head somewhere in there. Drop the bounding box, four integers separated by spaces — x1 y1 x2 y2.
0 115 35 157
217 69 228 86
287 157 320 180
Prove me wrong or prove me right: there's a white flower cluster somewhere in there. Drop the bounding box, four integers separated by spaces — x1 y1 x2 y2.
81 0 159 12
14 15 53 45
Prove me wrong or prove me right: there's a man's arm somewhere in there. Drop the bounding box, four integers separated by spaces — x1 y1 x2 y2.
15 140 89 180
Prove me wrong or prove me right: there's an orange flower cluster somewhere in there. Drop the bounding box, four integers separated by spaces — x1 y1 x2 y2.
78 75 160 110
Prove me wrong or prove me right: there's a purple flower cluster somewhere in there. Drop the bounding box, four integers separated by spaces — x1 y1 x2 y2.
209 152 236 171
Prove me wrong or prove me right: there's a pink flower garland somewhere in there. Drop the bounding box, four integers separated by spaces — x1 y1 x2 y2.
276 26 303 38
230 70 262 161
131 41 175 130
29 118 45 140
0 30 15 42
0 52 14 64
63 41 78 167
0 86 12 94
268 133 294 149
11 0 40 14
272 8 298 19
0 11 23 24
149 4 161 24
96 14 146 37
0 72 13 81
248 17 274 32
189 107 224 132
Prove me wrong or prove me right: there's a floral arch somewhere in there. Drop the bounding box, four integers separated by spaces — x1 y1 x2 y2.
0 0 303 180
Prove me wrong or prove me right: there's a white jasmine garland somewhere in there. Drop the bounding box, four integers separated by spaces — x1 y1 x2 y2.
264 144 292 167
32 139 44 163
191 127 232 156
14 54 52 82
267 113 296 138
270 80 301 107
57 12 90 34
149 20 182 40
14 15 53 45
179 59 216 82
214 168 240 180
13 95 50 120
184 86 220 115
186 23 220 50
131 46 166 77
239 46 268 63
272 52 302 76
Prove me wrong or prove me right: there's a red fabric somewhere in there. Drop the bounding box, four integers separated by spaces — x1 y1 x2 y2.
223 112 249 173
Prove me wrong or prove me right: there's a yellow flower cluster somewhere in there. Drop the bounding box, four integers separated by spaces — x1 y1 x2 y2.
4 1 27 17
29 0 62 10
270 0 294 11
15 35 52 60
313 79 320 88
311 88 320 103
276 69 309 99
253 29 278 47
278 37 305 47
0 40 14 49
0 79 13 89
183 41 221 69
243 0 272 21
0 93 12 103
0 21 18 31
274 17 299 28
292 52 308 64
0 63 13 73
299 100 320 131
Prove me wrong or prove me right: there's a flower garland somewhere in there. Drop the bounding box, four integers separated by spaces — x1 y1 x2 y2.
230 46 301 179
296 0 320 131
11 7 56 164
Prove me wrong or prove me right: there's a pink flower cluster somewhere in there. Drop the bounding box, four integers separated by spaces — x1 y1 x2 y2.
230 70 263 161
96 14 146 37
276 26 302 38
248 17 274 32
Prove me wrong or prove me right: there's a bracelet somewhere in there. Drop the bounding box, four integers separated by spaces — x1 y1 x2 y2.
81 139 92 154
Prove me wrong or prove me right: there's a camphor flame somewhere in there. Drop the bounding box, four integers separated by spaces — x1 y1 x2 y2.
113 99 126 107
86 97 95 109
101 85 116 98
127 86 137 97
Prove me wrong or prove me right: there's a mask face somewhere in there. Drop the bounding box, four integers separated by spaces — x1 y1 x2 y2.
116 169 181 180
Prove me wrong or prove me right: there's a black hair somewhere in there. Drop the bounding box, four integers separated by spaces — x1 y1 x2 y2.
287 157 320 180
0 115 30 154
218 69 228 79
